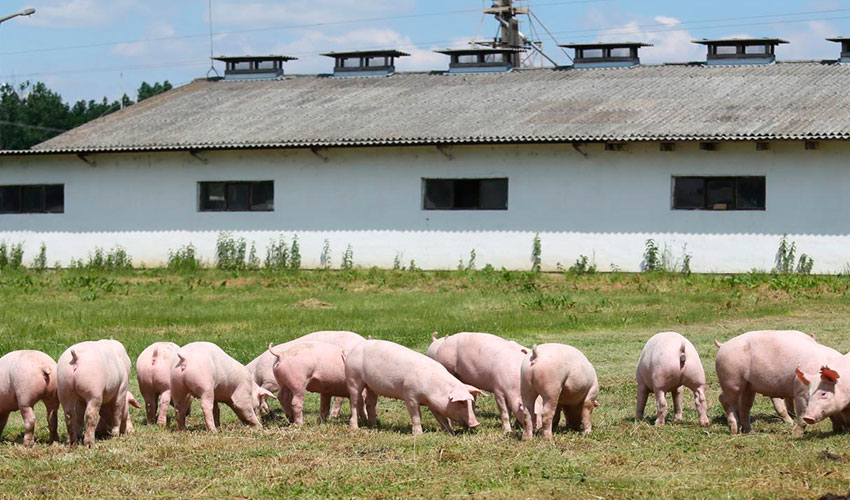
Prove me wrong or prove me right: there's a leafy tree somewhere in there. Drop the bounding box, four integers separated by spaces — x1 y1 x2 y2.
137 80 172 102
0 80 172 150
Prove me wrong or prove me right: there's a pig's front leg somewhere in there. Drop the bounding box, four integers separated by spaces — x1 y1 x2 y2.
0 412 8 442
330 397 344 419
430 409 453 433
319 394 331 423
404 400 423 436
772 397 794 425
45 398 59 443
213 402 221 429
792 394 809 436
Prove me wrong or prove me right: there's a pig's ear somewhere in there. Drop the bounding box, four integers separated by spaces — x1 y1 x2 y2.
464 385 484 397
795 367 811 386
821 366 841 384
520 347 528 354
448 387 474 403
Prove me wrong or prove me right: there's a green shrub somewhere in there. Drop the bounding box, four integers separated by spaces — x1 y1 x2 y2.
216 232 247 270
168 244 201 271
31 243 47 271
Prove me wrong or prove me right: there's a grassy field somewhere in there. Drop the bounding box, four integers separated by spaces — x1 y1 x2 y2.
2 268 850 499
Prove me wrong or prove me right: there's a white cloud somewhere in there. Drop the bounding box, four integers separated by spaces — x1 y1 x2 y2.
111 21 181 57
782 20 840 61
211 0 415 27
593 16 702 64
22 0 139 28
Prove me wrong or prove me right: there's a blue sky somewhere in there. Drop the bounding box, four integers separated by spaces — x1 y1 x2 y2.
2 0 849 103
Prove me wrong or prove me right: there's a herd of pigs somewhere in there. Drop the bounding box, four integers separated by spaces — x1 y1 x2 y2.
0 328 848 447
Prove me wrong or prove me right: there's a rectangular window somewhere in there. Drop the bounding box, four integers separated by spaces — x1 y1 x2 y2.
610 47 632 57
198 181 274 212
457 54 478 64
672 177 765 210
423 178 508 210
0 184 64 214
715 45 738 55
581 48 604 58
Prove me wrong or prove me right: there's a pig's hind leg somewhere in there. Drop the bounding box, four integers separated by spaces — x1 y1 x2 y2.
737 388 756 434
20 405 37 446
673 386 684 422
635 382 649 422
0 412 8 441
653 390 668 426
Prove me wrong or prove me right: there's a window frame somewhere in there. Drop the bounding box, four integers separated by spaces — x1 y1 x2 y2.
0 184 64 214
198 181 275 212
422 178 509 211
671 176 766 211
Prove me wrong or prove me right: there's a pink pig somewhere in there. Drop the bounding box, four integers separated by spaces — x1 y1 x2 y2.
57 339 133 446
344 339 483 435
715 330 841 434
248 331 364 416
636 332 709 427
427 332 532 432
136 342 180 426
796 355 850 430
0 350 60 445
520 343 600 440
170 342 275 433
268 341 350 426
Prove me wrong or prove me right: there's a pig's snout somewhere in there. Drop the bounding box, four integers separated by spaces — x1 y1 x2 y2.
467 419 480 429
803 416 818 425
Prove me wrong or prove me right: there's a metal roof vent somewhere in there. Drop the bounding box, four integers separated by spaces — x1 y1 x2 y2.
560 42 652 68
434 47 523 74
693 38 788 66
213 55 297 80
322 50 410 77
827 37 850 63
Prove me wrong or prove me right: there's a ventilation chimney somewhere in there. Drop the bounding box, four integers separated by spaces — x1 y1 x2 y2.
213 55 296 80
693 38 788 66
322 50 410 77
560 42 652 68
827 38 850 63
434 47 522 74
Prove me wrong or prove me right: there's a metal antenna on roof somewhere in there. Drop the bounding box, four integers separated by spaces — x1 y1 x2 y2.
482 0 559 68
206 0 221 79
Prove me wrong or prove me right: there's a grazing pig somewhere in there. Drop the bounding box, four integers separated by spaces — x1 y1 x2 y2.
715 330 841 435
248 331 365 416
136 342 180 426
344 339 483 435
520 344 600 440
796 355 850 430
57 339 133 446
170 342 274 432
268 342 350 425
635 332 709 426
427 332 531 432
0 350 60 445
96 391 140 437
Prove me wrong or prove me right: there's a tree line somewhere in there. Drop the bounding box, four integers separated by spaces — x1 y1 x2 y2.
0 80 173 150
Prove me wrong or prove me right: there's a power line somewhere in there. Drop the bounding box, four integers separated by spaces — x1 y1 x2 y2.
0 0 613 57
5 8 850 80
0 120 66 132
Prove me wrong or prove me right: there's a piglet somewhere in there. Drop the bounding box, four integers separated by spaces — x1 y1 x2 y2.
57 339 133 446
520 343 599 440
268 341 350 425
136 342 180 426
796 354 850 430
0 350 60 445
344 339 483 435
170 342 274 432
636 332 709 426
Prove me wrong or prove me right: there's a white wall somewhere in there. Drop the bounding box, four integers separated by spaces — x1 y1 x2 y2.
1 141 849 273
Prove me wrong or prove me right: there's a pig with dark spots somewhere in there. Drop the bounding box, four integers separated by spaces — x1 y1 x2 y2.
344 339 483 435
0 350 60 445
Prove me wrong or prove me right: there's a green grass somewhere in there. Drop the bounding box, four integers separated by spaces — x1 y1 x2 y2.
2 268 850 499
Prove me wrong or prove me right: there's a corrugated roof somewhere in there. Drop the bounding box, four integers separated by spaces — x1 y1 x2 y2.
25 61 850 155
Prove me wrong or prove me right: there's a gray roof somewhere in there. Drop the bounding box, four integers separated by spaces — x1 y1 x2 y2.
27 61 850 155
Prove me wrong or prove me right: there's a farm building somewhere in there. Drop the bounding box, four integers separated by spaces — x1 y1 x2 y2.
2 37 850 273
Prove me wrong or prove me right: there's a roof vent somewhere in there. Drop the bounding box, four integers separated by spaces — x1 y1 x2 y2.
827 37 850 63
434 47 522 74
322 50 410 77
213 55 297 80
560 42 652 68
693 38 788 66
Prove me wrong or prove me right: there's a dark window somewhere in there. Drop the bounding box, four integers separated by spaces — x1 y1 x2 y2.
423 178 508 210
199 181 274 212
0 185 64 214
672 177 765 210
